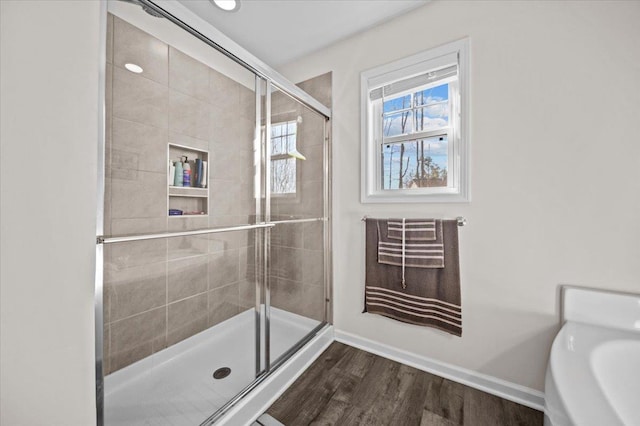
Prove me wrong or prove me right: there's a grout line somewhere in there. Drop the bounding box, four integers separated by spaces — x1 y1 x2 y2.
107 304 167 327
168 289 210 306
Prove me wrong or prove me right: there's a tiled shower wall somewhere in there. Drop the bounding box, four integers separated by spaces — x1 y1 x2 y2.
103 14 256 375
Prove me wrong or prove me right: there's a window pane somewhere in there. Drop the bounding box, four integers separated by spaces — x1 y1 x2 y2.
271 136 283 155
272 124 282 137
381 136 448 190
383 94 411 113
383 110 413 137
286 135 296 152
414 83 448 106
287 121 296 135
415 105 449 131
271 158 296 194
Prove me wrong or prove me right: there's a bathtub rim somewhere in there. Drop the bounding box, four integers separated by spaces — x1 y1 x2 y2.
545 320 639 426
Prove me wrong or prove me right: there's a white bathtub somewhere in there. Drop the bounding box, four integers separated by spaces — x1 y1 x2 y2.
544 287 640 426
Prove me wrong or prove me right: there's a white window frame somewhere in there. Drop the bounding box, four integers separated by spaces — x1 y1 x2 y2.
361 38 470 203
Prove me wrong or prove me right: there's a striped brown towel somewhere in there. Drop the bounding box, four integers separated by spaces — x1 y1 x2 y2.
377 220 444 269
387 219 436 241
364 218 462 336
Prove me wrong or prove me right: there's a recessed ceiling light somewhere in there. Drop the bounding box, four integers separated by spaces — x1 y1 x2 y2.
211 0 240 12
124 63 143 74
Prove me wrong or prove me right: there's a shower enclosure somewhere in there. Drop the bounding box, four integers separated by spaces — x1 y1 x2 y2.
95 1 331 424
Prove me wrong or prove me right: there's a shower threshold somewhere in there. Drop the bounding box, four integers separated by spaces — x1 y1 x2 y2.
104 307 325 426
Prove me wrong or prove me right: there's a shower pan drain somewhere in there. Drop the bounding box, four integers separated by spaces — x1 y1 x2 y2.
213 367 231 380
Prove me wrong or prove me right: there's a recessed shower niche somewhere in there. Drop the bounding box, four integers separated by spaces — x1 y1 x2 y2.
98 1 331 425
167 143 209 217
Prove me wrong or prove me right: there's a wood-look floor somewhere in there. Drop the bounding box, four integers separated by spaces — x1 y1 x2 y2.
266 342 543 426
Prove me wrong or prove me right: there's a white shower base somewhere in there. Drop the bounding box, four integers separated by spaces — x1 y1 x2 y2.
105 307 322 426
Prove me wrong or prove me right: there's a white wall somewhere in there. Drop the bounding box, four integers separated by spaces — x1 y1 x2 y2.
0 1 100 424
279 0 640 391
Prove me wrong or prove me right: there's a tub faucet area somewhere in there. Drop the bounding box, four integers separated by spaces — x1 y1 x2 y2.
544 286 640 426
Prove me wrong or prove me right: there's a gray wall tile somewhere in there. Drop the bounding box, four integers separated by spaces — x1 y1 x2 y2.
271 246 302 282
302 221 324 251
112 118 168 173
169 90 211 140
168 235 209 260
109 307 167 372
270 277 324 322
296 72 332 109
209 69 239 110
299 111 326 148
169 132 208 153
111 217 167 235
106 261 167 321
167 293 208 346
210 106 254 145
168 255 208 302
238 279 256 311
111 171 166 219
270 277 302 316
301 249 324 286
209 179 248 217
298 180 323 217
112 66 168 129
169 47 209 102
208 217 251 252
208 143 250 183
104 239 167 271
208 283 239 327
271 222 303 249
113 17 168 86
169 216 208 232
301 284 325 322
209 249 239 289
300 144 323 182
238 245 256 282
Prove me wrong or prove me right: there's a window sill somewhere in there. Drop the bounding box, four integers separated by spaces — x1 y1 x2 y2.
361 190 470 204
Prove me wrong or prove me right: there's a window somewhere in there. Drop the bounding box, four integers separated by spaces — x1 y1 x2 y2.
361 39 469 202
271 120 297 195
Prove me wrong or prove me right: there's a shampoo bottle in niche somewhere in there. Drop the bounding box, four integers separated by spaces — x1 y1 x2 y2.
168 160 176 185
194 158 202 188
174 158 183 186
182 156 191 187
201 161 207 188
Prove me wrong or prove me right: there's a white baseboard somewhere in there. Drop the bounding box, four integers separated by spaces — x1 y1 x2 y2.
335 329 545 411
217 325 334 425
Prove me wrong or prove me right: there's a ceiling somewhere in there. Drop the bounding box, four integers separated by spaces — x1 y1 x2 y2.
177 0 430 67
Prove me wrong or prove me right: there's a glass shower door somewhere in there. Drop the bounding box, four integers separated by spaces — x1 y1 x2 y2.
265 86 329 368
